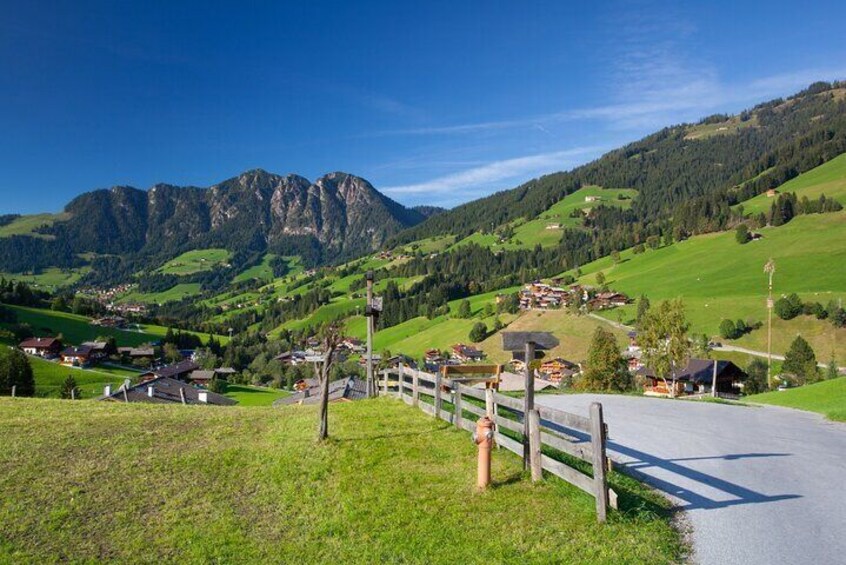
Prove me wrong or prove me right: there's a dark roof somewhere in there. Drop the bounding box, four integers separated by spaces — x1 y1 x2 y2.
61 345 94 357
501 331 559 351
19 337 60 349
146 360 200 379
638 359 747 383
189 370 215 381
99 376 236 406
274 376 368 407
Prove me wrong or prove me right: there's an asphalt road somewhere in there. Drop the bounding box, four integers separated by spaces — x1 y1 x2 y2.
536 394 846 565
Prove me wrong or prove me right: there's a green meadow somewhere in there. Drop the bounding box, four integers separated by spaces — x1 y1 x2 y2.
223 384 290 406
746 377 846 421
157 248 231 275
0 212 70 239
0 397 682 563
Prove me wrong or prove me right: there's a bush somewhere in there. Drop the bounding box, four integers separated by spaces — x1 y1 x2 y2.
60 375 81 400
774 293 803 320
735 223 751 244
209 377 228 394
745 358 769 394
719 319 738 340
0 347 35 396
468 322 487 343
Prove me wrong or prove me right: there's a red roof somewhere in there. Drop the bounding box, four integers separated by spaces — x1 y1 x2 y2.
19 337 60 349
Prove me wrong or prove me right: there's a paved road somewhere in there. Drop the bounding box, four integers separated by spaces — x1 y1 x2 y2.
536 394 846 565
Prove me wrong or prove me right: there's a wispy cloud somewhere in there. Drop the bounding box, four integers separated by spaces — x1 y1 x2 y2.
381 146 604 196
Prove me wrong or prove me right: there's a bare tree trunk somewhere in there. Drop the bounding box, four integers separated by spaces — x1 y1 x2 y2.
318 360 330 440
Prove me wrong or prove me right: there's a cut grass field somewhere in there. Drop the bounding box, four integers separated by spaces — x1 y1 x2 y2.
5 305 229 346
118 282 202 305
746 377 846 422
27 356 133 399
157 248 231 276
0 212 70 240
223 384 290 406
0 397 682 563
0 267 91 290
736 152 846 216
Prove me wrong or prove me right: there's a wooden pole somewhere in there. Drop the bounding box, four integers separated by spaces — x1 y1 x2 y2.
435 368 443 419
180 387 187 405
590 402 609 523
711 359 718 398
528 409 542 482
71 388 76 401
523 341 536 468
454 382 462 429
412 368 419 407
10 385 15 398
366 275 374 398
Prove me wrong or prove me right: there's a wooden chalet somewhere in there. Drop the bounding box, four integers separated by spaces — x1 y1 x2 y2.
639 359 747 396
451 343 485 363
19 337 62 358
539 357 580 384
139 360 200 384
60 345 94 367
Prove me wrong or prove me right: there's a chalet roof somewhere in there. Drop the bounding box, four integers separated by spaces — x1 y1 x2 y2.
189 370 215 381
145 360 200 379
99 376 236 406
501 331 559 351
638 359 747 383
61 345 94 357
81 341 108 351
19 337 60 349
274 376 368 406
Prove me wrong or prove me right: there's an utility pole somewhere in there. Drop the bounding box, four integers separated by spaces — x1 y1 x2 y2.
365 270 375 398
764 259 776 389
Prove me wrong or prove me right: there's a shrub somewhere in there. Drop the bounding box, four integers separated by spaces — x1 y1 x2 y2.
719 319 738 340
735 223 751 244
468 322 487 343
774 293 803 320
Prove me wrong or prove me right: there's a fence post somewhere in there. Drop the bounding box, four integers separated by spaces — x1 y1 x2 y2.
412 368 419 407
523 341 536 469
590 402 609 523
11 385 16 398
454 382 462 429
435 369 443 420
528 409 542 482
71 388 76 401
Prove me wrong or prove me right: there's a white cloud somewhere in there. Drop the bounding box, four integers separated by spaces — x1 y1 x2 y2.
381 146 604 196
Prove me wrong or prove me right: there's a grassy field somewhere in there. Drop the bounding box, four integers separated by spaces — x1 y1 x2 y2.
0 397 682 563
0 212 70 239
683 113 758 140
5 305 229 346
223 384 290 406
570 210 846 363
118 282 203 304
396 234 456 254
157 248 231 275
746 377 846 421
737 152 846 215
28 357 134 399
0 266 91 290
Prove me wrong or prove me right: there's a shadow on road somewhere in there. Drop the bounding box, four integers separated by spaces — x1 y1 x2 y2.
540 417 801 511
608 441 801 510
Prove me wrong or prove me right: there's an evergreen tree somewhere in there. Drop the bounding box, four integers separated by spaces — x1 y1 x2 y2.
719 319 738 340
636 295 651 328
744 358 769 394
457 299 471 319
468 322 487 343
60 375 81 399
0 347 34 396
579 327 632 392
782 335 818 384
826 355 840 380
735 223 751 244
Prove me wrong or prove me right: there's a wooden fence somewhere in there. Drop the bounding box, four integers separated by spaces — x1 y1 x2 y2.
379 365 616 522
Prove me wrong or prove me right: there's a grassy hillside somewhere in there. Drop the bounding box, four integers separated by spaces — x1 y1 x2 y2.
450 186 637 251
6 305 229 346
0 212 70 239
117 282 203 305
568 211 846 363
746 377 846 421
157 248 231 275
737 153 846 215
223 384 290 406
28 356 136 399
0 398 682 563
0 266 91 290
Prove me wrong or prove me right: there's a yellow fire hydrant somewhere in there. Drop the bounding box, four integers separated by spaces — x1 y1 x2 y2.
473 416 495 489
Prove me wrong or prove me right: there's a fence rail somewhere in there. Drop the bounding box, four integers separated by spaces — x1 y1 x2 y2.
379 364 615 522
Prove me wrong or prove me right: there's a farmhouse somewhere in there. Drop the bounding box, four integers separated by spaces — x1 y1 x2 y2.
451 343 485 363
60 345 94 367
766 188 779 197
639 359 748 397
539 357 581 384
19 337 62 358
186 367 236 387
81 341 110 361
91 315 127 328
585 195 600 202
117 346 158 365
274 376 368 406
138 360 200 383
99 377 236 406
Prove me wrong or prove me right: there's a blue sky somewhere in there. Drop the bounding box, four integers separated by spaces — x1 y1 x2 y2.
1 1 845 213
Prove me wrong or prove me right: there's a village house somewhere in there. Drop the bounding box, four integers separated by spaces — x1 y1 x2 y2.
585 195 600 202
60 345 94 367
766 188 779 197
99 377 236 406
519 281 571 310
138 359 200 383
538 357 581 385
90 315 128 329
274 376 368 406
19 337 62 358
117 346 158 365
340 337 365 353
451 343 485 363
81 341 110 361
588 291 631 311
186 367 237 387
638 359 748 397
